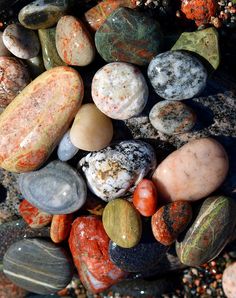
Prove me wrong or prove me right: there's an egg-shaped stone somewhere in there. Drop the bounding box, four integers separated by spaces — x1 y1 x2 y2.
147 51 207 100
70 103 113 151
152 138 229 202
92 62 148 120
50 214 73 243
222 262 236 298
57 130 79 161
18 161 87 214
79 140 156 201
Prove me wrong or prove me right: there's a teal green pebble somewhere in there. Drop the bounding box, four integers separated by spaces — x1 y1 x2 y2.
176 196 236 266
95 7 163 66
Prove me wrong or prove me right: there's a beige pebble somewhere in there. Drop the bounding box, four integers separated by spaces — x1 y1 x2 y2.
223 262 236 298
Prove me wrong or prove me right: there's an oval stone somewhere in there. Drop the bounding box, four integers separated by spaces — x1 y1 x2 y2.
92 62 148 120
50 214 73 243
0 66 83 173
0 57 31 108
147 51 207 100
151 201 192 246
3 24 40 59
222 262 236 298
149 101 196 135
0 31 11 56
176 196 236 266
70 103 113 151
19 161 87 214
152 138 229 202
79 140 156 201
56 15 95 66
103 199 142 248
3 239 73 294
57 130 79 162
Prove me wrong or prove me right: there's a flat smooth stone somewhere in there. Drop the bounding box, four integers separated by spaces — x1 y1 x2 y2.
3 239 73 294
0 31 11 56
57 130 79 162
152 138 229 202
50 214 73 243
222 262 236 298
18 161 87 214
79 140 156 201
147 50 207 100
92 62 148 120
95 7 163 66
3 24 40 59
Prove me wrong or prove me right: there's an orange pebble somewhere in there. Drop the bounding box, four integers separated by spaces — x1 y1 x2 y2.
50 214 74 243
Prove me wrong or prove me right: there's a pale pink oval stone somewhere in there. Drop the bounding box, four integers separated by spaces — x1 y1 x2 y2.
223 263 236 298
152 138 229 202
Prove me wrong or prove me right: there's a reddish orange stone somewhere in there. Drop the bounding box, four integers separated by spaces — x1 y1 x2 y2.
19 199 52 228
68 216 126 293
50 214 74 243
133 179 157 217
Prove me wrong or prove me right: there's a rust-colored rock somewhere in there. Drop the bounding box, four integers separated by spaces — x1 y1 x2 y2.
50 214 73 243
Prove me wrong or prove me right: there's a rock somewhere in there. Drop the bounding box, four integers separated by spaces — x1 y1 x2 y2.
19 199 52 228
149 101 197 135
57 130 79 162
3 239 73 294
18 0 69 30
18 161 87 214
0 271 27 298
151 201 192 246
176 196 236 266
79 140 156 201
56 15 95 66
50 214 73 243
147 51 207 100
0 32 11 56
38 27 66 70
70 103 113 151
133 179 157 217
69 216 126 294
0 57 31 108
171 28 220 70
92 62 148 120
152 138 229 202
95 7 163 66
25 55 45 79
3 24 40 59
0 66 83 173
222 262 236 298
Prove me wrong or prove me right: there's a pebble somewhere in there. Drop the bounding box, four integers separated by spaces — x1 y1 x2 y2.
3 24 40 59
151 201 192 246
3 239 73 294
0 66 84 173
0 57 31 108
70 103 113 151
79 140 156 201
25 55 45 78
19 199 52 229
69 216 126 293
92 62 148 120
18 161 87 214
95 7 163 66
0 271 27 298
103 199 142 248
152 138 229 202
176 196 236 266
149 101 196 135
0 31 11 56
18 0 69 30
56 15 95 66
133 179 157 216
50 214 73 243
57 130 79 162
222 262 236 298
147 50 207 100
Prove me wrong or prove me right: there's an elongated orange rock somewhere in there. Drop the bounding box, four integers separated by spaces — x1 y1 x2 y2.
0 66 84 173
50 214 74 243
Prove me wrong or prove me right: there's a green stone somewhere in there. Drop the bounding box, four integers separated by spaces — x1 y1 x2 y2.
102 198 142 248
176 196 236 266
95 7 163 66
38 27 66 70
171 28 220 70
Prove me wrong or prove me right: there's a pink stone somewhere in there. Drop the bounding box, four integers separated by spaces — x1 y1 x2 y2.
223 262 236 298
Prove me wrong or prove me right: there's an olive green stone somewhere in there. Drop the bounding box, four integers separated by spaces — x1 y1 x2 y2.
102 198 142 248
38 27 66 70
171 28 220 70
95 7 163 66
176 196 236 266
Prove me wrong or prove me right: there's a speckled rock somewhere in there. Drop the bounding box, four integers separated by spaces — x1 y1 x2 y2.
222 262 236 298
95 7 163 66
79 140 156 201
149 101 196 135
18 161 87 214
0 32 11 56
3 24 40 59
3 239 73 294
92 62 148 120
0 271 27 298
147 51 207 100
57 130 79 162
50 214 73 243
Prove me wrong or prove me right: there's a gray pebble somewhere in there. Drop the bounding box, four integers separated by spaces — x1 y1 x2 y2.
57 130 79 161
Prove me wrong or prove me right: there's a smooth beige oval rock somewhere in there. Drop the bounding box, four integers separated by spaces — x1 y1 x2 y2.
70 103 113 151
152 138 229 202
